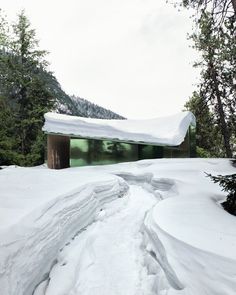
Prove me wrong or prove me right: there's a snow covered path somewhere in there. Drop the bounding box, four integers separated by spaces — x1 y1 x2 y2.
38 186 157 295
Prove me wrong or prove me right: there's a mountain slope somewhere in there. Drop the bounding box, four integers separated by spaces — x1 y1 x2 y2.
40 70 125 119
69 95 125 119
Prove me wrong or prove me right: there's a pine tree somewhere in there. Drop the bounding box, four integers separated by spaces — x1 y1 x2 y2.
207 172 236 215
0 96 21 165
10 11 55 165
0 11 19 165
188 12 235 157
185 91 224 156
0 10 55 166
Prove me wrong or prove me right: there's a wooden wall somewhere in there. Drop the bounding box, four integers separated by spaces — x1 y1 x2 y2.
47 134 70 169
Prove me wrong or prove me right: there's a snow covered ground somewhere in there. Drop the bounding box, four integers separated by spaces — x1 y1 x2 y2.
0 167 128 295
1 158 236 295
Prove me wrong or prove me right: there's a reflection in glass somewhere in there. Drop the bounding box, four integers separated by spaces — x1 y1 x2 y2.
70 128 195 167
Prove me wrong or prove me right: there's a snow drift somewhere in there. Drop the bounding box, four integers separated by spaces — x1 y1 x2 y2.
1 159 236 295
75 159 236 294
141 159 236 294
0 166 128 295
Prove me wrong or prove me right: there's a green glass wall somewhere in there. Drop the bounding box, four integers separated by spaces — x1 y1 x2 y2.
70 127 196 167
189 126 196 157
70 139 138 167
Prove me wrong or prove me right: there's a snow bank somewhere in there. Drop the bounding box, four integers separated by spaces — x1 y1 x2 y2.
144 197 236 294
43 111 196 146
1 159 236 295
78 159 236 294
0 166 128 295
141 159 236 294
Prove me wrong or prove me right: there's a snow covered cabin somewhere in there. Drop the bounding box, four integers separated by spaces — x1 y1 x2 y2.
43 111 196 169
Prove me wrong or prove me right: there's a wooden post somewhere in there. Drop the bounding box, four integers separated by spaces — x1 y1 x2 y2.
47 134 70 169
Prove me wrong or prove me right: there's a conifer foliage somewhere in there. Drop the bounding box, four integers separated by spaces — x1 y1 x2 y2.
207 172 236 215
185 11 236 157
0 10 55 166
182 0 236 21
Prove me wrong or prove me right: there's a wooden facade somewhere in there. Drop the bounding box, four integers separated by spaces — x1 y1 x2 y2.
47 134 70 169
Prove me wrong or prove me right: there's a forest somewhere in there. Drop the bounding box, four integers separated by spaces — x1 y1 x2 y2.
0 1 235 166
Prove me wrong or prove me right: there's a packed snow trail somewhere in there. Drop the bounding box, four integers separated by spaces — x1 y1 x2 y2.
38 186 157 295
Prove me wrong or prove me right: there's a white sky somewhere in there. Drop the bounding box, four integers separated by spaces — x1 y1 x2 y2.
1 0 199 119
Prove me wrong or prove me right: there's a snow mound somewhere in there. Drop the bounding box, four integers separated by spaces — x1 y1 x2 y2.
43 111 196 146
80 158 236 294
0 167 128 295
144 197 236 294
141 159 236 294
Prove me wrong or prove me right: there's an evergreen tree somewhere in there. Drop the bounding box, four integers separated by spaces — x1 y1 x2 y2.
185 91 224 156
10 11 55 165
207 172 236 215
0 10 55 166
0 96 21 165
186 12 235 157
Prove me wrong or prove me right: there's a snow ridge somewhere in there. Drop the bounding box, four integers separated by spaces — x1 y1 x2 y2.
38 185 158 295
38 172 181 295
0 169 128 295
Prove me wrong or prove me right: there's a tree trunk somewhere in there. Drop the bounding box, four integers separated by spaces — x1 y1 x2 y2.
210 64 232 158
231 0 236 16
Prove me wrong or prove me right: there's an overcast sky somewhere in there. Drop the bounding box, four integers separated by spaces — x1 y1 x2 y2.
1 0 199 119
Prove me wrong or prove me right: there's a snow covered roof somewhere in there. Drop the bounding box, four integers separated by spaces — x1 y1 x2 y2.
43 111 196 146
